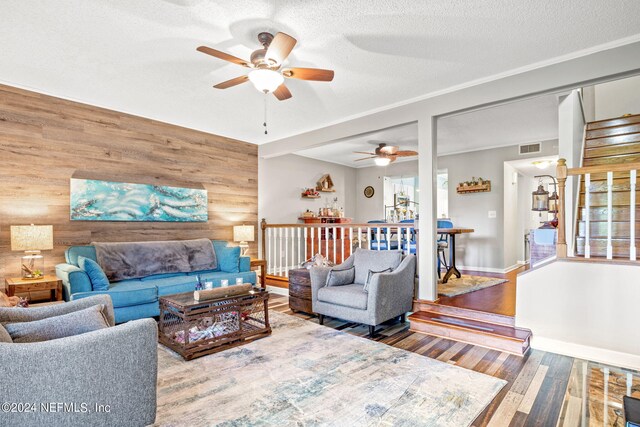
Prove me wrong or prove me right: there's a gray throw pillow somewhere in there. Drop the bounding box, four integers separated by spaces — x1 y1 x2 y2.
363 268 393 292
326 266 355 287
4 304 109 343
0 323 12 343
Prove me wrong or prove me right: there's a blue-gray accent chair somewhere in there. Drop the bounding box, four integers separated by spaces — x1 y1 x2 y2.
0 295 157 427
310 248 416 337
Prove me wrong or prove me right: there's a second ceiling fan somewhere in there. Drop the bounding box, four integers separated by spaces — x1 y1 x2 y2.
354 142 418 166
197 31 334 100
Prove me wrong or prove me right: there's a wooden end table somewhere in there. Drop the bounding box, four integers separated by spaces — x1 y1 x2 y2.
250 259 266 288
5 275 63 302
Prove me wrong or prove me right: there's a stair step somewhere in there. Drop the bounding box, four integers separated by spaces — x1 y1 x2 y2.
583 153 640 167
579 190 640 207
414 301 515 326
585 132 640 149
581 177 633 193
586 123 640 140
575 237 639 257
585 142 640 159
579 206 640 221
587 114 640 130
577 221 639 238
408 311 531 356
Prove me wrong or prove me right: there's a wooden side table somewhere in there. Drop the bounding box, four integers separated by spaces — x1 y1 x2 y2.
5 275 63 302
250 259 266 289
288 268 314 314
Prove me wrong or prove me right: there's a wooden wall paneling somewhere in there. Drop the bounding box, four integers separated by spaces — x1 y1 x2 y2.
0 84 258 283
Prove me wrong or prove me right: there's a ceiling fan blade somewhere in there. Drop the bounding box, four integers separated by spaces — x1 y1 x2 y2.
353 151 376 155
197 46 250 68
394 150 418 157
273 84 292 101
389 156 398 163
355 156 379 161
213 75 249 89
282 67 334 81
265 32 297 65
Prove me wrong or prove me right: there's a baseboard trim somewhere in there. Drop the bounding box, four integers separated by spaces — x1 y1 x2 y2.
530 336 640 371
266 285 289 296
456 264 521 274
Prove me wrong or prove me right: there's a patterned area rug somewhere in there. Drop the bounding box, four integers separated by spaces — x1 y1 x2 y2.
439 275 508 297
156 311 506 426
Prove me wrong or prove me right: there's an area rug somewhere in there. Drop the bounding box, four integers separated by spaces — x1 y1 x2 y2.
438 275 508 297
155 311 506 426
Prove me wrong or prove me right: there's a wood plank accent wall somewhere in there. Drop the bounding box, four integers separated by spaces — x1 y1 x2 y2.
0 84 258 282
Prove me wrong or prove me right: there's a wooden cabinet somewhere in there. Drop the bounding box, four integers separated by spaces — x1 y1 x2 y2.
288 268 314 314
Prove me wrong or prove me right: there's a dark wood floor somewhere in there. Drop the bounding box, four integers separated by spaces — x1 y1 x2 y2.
437 265 528 317
269 293 572 426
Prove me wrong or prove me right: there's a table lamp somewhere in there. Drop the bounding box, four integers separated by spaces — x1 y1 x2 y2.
233 225 254 256
11 224 53 279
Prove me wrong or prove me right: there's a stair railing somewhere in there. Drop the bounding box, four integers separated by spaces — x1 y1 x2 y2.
260 219 417 277
557 159 640 260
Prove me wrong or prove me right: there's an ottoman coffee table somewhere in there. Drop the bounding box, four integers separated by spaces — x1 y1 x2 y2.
158 287 271 360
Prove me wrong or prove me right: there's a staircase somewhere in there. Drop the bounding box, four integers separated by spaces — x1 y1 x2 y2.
408 303 532 356
575 114 640 257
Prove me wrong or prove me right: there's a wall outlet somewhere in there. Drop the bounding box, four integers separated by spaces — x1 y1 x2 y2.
488 210 497 218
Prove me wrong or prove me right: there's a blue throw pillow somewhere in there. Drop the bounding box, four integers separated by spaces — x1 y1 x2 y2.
77 256 110 291
215 245 241 273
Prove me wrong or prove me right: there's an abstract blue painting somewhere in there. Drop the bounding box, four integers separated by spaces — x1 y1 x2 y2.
70 178 208 222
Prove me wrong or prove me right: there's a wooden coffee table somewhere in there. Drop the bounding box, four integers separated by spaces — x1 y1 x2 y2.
158 287 271 360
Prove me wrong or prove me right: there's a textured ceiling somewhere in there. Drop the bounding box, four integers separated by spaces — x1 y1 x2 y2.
1 1 639 144
296 93 559 167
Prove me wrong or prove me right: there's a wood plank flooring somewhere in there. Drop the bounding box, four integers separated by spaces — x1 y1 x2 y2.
268 293 571 426
436 266 527 317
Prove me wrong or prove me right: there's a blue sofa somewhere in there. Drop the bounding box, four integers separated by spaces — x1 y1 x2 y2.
55 240 256 323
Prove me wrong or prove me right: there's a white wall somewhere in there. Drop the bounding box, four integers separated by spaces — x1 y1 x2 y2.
503 163 520 267
558 90 585 255
594 74 640 120
516 260 640 370
438 140 558 271
258 154 357 224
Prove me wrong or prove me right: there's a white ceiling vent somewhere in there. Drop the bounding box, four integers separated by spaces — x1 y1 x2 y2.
519 142 541 155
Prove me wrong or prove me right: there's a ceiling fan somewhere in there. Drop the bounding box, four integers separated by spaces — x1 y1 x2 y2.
197 31 334 101
354 142 418 166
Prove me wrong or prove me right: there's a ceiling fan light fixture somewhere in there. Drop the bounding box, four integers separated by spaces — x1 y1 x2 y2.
248 69 284 93
374 157 391 166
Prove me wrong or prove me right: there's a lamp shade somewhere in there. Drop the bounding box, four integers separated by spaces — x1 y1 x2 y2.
233 225 255 242
11 225 53 251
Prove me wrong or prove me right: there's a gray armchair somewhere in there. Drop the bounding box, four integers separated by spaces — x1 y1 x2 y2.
310 248 416 337
0 295 158 427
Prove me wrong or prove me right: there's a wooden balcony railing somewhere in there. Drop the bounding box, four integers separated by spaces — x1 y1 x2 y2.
260 219 417 277
556 158 639 260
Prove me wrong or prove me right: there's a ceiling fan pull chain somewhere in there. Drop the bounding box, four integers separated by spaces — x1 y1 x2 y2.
263 93 268 135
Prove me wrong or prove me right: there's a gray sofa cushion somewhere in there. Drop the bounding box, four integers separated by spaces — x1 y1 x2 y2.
4 304 109 343
317 284 368 310
326 266 355 287
353 248 403 285
0 323 12 343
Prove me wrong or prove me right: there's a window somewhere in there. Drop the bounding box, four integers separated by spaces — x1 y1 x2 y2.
437 170 449 218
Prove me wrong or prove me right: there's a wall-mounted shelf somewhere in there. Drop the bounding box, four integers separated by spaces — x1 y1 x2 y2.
456 183 491 194
301 193 321 199
318 189 335 192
